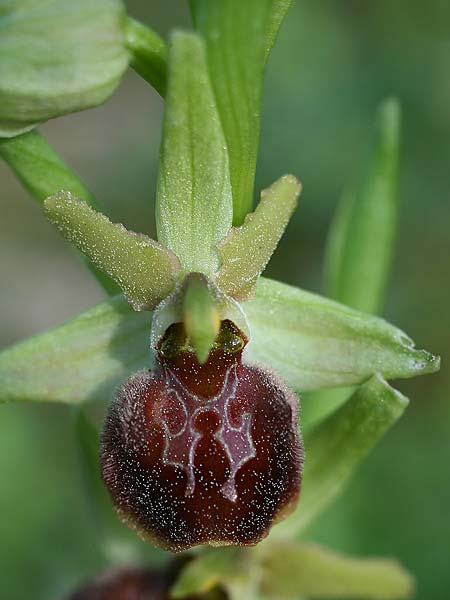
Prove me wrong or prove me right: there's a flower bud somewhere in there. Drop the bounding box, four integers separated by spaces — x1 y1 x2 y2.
101 320 303 552
68 563 226 599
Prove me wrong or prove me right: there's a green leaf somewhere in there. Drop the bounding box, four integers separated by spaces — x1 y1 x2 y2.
0 296 148 405
125 17 167 96
183 273 221 364
325 99 401 314
244 278 439 392
264 1 293 58
190 0 272 225
274 376 409 537
0 0 129 137
304 100 401 427
44 191 181 310
156 31 232 275
261 542 414 599
216 175 301 301
0 130 119 295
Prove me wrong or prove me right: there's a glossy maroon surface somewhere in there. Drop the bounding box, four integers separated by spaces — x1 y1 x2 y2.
101 321 303 552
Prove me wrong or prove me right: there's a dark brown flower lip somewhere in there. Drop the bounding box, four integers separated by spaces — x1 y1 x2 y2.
101 346 303 553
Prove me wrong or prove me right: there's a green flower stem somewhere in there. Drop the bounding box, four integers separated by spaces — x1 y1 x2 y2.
0 130 119 295
274 375 409 538
125 17 167 96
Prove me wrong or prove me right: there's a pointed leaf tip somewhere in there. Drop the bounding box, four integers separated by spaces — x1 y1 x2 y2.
216 175 301 300
245 277 440 392
44 191 181 310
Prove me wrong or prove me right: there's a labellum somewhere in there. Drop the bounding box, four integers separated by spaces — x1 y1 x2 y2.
101 317 303 552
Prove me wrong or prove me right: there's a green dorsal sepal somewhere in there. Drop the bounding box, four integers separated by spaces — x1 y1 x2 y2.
216 174 301 301
44 191 181 311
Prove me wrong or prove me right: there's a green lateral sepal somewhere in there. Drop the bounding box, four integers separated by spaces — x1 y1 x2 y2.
216 175 301 300
245 277 440 392
44 191 181 311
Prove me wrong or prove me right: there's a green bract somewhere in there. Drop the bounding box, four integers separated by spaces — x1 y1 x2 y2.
0 0 129 138
190 0 287 225
305 99 402 426
325 99 401 314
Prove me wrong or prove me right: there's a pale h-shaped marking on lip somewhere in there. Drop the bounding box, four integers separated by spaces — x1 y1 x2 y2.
156 365 255 502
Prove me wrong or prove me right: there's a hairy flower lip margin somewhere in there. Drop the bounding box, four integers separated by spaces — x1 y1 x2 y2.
101 318 303 553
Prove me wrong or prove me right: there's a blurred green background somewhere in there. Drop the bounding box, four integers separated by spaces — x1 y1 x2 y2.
0 1 448 599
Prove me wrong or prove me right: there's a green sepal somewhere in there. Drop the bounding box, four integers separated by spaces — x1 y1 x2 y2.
0 0 129 137
0 130 119 295
0 282 439 405
325 98 401 313
44 191 181 310
156 31 232 276
183 273 221 364
0 296 150 405
125 17 167 96
274 375 409 537
245 278 439 392
191 0 278 225
216 175 301 300
260 542 414 599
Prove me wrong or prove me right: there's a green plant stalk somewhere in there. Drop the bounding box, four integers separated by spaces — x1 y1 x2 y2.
125 17 167 96
0 130 118 295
